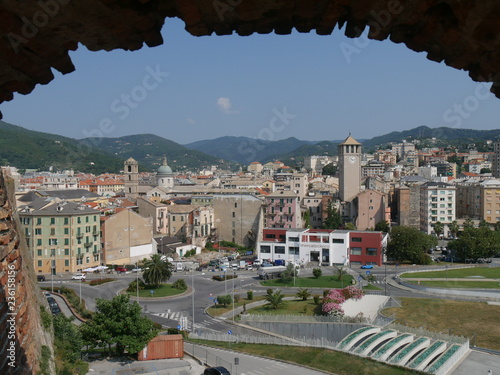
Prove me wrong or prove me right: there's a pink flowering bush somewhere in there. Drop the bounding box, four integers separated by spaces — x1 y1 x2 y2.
321 286 364 317
341 285 365 300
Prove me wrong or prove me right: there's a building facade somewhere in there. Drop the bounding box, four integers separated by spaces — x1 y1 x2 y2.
263 190 301 229
19 199 101 274
419 182 456 236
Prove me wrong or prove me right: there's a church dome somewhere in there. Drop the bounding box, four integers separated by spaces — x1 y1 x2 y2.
157 157 173 176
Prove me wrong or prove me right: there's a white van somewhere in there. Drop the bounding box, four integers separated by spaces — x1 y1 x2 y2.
253 259 262 266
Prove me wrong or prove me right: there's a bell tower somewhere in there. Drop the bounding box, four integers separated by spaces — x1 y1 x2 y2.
124 157 139 200
338 134 362 202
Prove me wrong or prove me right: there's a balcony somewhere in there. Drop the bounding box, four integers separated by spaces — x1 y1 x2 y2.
76 233 83 238
84 241 93 248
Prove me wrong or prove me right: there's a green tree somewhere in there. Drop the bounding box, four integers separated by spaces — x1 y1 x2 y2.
216 294 232 307
280 263 297 284
447 227 500 262
80 294 157 356
303 209 311 228
127 279 146 292
312 268 322 278
344 222 356 230
463 217 475 230
323 201 342 230
479 219 490 228
387 226 436 264
172 278 187 290
322 163 337 176
495 221 500 231
53 314 84 364
265 289 285 310
296 288 311 301
449 220 460 238
433 221 444 238
374 220 390 233
142 254 172 288
333 266 347 288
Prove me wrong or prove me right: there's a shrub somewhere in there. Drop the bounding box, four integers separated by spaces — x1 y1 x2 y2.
89 278 116 286
312 268 322 278
40 306 52 330
127 279 146 292
247 290 254 300
172 278 188 290
266 288 274 295
234 294 240 303
217 294 232 307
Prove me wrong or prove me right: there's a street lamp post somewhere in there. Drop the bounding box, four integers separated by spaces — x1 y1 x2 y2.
232 271 236 324
192 266 195 333
136 261 139 301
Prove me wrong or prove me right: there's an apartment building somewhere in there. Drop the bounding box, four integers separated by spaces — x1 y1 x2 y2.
19 198 101 274
419 182 456 236
264 190 301 229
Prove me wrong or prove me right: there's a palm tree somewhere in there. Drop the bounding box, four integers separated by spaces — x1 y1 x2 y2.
433 221 444 238
265 290 285 310
142 254 172 288
296 288 311 301
449 220 460 238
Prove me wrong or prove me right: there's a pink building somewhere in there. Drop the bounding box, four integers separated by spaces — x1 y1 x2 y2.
264 190 301 229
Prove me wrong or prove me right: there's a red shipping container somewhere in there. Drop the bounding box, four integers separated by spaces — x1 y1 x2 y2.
138 334 184 361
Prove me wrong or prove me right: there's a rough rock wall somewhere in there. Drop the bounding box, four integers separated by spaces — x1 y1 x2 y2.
0 170 51 374
0 0 499 113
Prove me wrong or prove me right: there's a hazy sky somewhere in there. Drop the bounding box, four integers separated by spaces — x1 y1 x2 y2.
1 18 499 144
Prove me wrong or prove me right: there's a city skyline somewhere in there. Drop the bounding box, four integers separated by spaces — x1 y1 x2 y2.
1 18 499 144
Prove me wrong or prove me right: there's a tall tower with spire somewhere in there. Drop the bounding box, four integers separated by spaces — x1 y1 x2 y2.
338 134 362 202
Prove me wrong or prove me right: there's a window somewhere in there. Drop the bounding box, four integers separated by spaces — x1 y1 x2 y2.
64 249 69 256
64 238 69 245
50 218 55 225
275 246 285 254
49 239 57 246
332 238 344 244
234 202 237 208
50 228 55 236
367 248 377 256
35 228 42 235
37 260 42 267
351 247 362 255
64 228 69 235
77 217 81 224
64 217 69 224
37 218 42 225
289 246 299 255
172 216 176 222
37 249 42 256
288 236 299 242
181 216 184 222
260 245 271 253
86 257 90 263
265 233 276 239
232 212 235 218
86 216 89 223
37 239 42 246
65 260 69 267
352 237 362 242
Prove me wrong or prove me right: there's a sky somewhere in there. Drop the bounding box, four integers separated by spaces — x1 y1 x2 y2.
1 17 499 145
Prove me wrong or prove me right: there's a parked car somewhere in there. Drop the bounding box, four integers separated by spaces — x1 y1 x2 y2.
203 367 231 375
361 264 373 269
71 274 86 280
115 267 128 273
50 306 62 315
37 275 46 282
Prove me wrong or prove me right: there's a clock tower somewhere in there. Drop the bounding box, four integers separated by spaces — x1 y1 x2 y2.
338 134 362 202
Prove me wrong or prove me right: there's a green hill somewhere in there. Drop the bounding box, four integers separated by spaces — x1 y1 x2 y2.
0 121 123 173
80 134 237 171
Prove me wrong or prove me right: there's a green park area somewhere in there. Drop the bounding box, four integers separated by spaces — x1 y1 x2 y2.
401 267 500 289
125 283 186 298
383 298 500 350
260 274 353 288
189 340 425 375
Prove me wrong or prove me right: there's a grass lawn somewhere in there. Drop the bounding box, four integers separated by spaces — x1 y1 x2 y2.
382 298 500 350
207 296 266 317
401 267 500 279
363 284 383 290
260 275 353 288
246 298 320 316
189 340 423 375
125 283 186 298
405 280 500 289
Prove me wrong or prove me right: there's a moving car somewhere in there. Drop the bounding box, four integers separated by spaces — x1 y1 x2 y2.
71 273 86 280
203 367 231 375
360 265 373 269
37 275 45 282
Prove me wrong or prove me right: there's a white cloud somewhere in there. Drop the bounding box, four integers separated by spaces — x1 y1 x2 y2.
217 97 238 114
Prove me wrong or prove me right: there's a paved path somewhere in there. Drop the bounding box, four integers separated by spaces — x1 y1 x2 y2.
185 343 331 375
